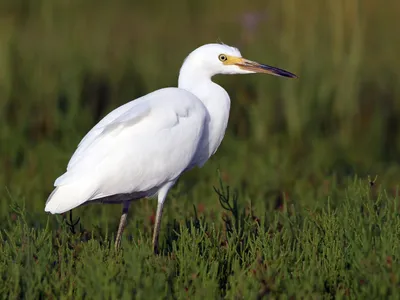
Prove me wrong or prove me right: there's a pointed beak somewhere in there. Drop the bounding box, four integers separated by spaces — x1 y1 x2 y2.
235 58 297 78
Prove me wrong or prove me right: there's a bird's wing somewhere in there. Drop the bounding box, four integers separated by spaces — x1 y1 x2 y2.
55 88 207 189
66 99 150 171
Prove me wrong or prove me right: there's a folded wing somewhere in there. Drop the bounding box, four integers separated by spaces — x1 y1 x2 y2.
45 87 207 213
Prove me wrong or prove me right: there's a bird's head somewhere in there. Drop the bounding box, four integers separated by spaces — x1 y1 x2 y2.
180 43 297 79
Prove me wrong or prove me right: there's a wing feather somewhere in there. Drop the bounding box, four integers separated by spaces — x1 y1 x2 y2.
66 101 150 171
55 88 207 192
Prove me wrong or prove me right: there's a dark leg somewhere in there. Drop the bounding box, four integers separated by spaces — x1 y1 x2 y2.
115 201 130 251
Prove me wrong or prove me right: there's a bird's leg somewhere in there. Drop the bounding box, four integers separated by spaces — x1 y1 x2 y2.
152 201 164 254
152 181 175 254
115 201 130 251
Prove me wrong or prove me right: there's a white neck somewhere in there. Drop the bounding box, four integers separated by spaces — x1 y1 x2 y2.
178 58 228 104
177 60 231 165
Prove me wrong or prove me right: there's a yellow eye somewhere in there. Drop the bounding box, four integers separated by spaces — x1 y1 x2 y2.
218 54 227 62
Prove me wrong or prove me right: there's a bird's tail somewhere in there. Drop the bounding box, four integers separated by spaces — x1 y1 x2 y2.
45 181 96 214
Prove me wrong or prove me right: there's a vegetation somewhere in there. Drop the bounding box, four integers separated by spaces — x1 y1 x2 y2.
1 0 400 298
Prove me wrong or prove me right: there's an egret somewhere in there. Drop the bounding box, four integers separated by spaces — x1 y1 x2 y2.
45 43 297 253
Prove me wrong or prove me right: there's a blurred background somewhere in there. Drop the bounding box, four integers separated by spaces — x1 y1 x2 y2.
1 0 400 228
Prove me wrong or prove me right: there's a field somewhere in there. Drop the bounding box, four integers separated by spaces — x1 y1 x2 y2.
1 0 400 298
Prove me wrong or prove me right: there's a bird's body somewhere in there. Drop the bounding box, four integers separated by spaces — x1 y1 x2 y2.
46 87 209 212
45 43 296 252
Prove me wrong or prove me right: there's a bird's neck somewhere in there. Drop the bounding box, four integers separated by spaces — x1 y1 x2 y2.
178 66 229 111
178 65 231 160
178 62 223 105
178 61 209 92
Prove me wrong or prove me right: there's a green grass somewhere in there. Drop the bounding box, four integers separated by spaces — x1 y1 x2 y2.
1 0 400 298
1 177 400 298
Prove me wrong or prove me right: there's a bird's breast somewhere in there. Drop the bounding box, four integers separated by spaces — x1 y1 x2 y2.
190 90 231 168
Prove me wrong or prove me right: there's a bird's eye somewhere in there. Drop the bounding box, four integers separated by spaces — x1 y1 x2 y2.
218 54 227 62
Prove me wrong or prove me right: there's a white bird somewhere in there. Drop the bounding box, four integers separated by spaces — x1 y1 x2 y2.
45 43 297 253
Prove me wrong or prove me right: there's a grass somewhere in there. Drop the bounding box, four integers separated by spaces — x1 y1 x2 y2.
1 0 400 298
1 177 400 298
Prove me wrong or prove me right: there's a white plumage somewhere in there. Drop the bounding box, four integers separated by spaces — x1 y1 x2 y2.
45 43 296 252
46 88 206 213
